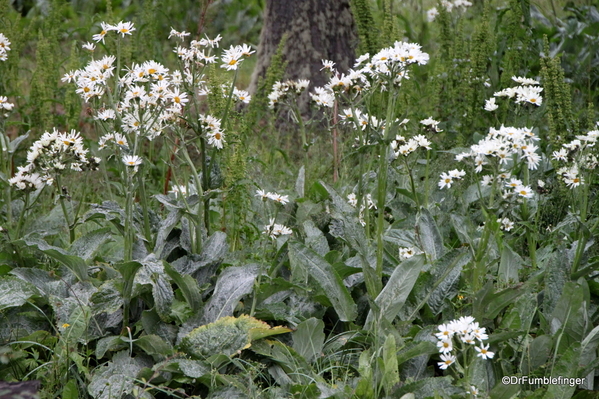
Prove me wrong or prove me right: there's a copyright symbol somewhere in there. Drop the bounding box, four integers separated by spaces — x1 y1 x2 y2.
502 376 510 385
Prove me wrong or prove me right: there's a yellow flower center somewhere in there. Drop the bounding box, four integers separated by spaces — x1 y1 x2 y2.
228 59 238 66
214 133 221 140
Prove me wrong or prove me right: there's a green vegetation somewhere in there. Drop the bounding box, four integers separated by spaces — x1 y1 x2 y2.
1 0 599 398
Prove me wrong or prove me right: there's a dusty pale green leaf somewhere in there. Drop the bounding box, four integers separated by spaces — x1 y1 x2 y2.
69 228 112 261
365 255 424 328
498 244 522 284
201 264 260 325
543 247 568 314
544 344 580 398
152 274 174 322
416 209 444 261
10 268 67 298
303 220 329 257
427 249 470 315
179 315 290 359
154 209 183 257
382 334 399 395
0 276 38 310
88 351 149 399
91 280 123 315
550 281 588 350
392 376 462 398
293 318 325 363
8 131 29 153
289 241 357 322
177 359 211 378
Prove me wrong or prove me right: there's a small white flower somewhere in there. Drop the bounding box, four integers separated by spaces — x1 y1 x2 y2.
475 343 495 359
484 97 498 111
122 154 142 167
437 353 456 370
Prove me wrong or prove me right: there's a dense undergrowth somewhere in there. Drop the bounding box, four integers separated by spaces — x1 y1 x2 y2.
1 0 599 398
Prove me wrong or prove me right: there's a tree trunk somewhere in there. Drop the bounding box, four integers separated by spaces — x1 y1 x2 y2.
250 0 357 93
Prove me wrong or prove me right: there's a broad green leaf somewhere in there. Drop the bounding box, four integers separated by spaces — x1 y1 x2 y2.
293 317 325 363
135 334 173 357
62 304 91 346
550 281 587 350
69 227 112 261
179 315 290 359
96 336 126 359
289 241 357 322
427 249 470 315
116 261 143 301
365 255 424 329
498 244 522 284
417 208 444 261
61 379 78 399
396 341 438 366
544 344 580 398
164 262 202 312
489 379 521 399
201 263 260 324
21 238 88 281
525 335 552 373
382 334 399 395
0 276 38 310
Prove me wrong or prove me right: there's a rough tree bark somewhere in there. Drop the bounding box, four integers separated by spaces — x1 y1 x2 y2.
250 0 357 93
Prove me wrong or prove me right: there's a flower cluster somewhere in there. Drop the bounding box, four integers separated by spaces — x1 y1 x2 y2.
399 247 422 259
339 108 385 133
552 129 599 189
220 44 254 71
0 96 14 117
263 218 292 240
0 33 11 61
91 21 136 43
426 0 473 22
420 117 443 133
455 125 541 172
391 133 432 157
438 169 466 189
9 129 99 191
256 189 290 205
493 76 543 107
199 114 226 149
436 316 493 370
268 79 310 108
347 192 376 226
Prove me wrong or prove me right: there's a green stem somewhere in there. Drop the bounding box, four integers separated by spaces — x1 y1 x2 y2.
375 90 398 289
15 191 30 240
124 173 134 261
137 171 152 246
56 176 75 244
180 142 204 253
